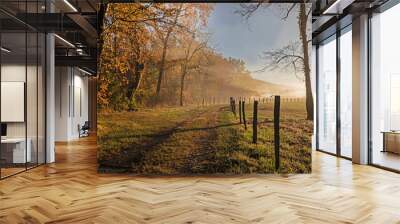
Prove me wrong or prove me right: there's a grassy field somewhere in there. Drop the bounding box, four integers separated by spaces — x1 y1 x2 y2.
97 101 312 174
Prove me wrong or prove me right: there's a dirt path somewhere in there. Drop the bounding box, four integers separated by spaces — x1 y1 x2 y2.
139 105 231 174
179 105 221 173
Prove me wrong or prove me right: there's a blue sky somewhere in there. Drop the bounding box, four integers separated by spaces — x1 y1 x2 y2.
205 3 304 89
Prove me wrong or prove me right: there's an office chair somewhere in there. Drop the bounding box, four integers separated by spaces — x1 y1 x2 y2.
79 121 90 138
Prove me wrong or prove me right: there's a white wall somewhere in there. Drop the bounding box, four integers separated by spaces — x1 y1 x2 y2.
72 72 89 138
1 64 26 166
1 65 43 137
55 67 89 141
1 64 26 139
55 66 70 141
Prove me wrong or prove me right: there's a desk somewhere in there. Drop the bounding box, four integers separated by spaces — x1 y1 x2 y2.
1 138 31 163
382 131 400 154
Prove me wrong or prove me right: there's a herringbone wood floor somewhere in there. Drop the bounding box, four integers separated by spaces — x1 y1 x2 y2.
1 136 400 224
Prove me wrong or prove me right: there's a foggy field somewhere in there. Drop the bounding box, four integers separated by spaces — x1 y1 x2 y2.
97 101 312 174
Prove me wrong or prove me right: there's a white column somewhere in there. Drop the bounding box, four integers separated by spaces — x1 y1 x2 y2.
46 33 55 163
352 14 369 164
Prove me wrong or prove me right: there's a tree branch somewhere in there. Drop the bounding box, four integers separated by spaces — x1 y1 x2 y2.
256 42 305 74
282 4 296 20
236 2 264 19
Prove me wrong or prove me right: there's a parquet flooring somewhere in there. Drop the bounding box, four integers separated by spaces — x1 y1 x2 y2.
1 136 400 223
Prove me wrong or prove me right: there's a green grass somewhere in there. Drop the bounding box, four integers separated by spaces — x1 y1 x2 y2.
98 102 312 174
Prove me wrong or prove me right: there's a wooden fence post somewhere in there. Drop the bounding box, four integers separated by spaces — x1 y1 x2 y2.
242 101 247 130
274 95 280 171
230 97 233 113
233 99 236 116
253 100 258 144
239 99 242 124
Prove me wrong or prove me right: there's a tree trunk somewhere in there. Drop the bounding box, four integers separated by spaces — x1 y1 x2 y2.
155 4 183 102
135 67 143 96
126 62 143 102
299 4 313 120
180 64 187 106
155 36 169 100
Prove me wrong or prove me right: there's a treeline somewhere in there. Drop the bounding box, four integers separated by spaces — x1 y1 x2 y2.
98 3 274 111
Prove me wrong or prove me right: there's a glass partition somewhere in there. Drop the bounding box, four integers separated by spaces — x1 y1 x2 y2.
0 1 46 179
370 3 400 171
1 30 28 177
317 35 337 154
339 26 352 158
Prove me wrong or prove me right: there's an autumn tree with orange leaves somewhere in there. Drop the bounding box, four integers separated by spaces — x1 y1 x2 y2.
98 3 213 111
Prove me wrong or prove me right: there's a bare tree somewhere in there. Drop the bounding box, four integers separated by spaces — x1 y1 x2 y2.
238 2 313 120
179 34 208 106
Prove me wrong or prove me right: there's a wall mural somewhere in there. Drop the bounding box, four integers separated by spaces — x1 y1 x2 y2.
97 2 313 174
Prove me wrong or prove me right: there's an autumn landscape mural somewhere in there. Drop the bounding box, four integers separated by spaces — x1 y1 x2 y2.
97 2 313 174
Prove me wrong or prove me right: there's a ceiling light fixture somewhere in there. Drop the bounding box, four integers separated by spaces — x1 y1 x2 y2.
323 0 342 14
54 34 75 48
63 0 78 12
322 0 354 15
76 48 85 56
78 67 93 76
1 47 11 53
